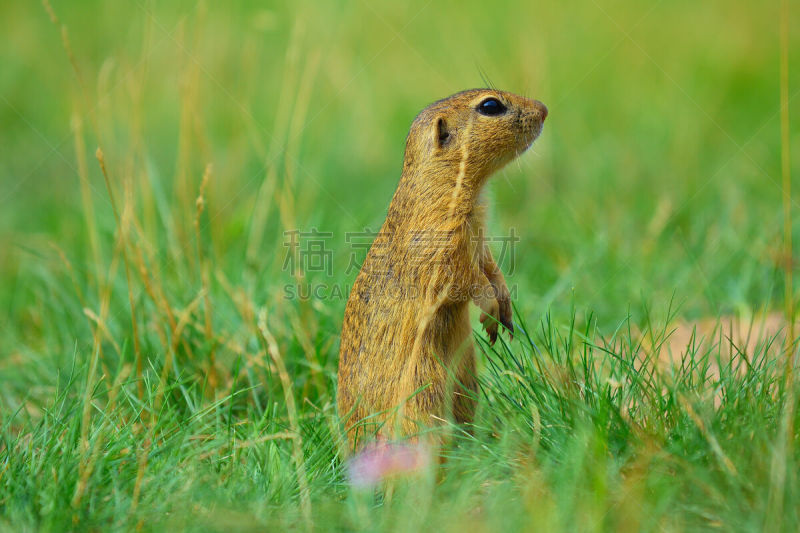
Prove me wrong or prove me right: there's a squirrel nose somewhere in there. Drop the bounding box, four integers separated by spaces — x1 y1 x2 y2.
535 100 548 120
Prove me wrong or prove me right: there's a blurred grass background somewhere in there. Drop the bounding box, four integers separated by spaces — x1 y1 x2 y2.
1 0 799 530
3 1 799 324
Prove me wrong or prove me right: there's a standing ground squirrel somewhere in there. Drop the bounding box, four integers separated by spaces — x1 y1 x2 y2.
337 89 548 448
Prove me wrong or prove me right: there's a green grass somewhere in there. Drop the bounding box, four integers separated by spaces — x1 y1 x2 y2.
1 0 800 530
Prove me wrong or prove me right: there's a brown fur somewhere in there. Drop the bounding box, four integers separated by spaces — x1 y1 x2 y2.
337 89 548 448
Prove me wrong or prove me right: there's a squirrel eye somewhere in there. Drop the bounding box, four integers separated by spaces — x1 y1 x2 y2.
476 97 507 116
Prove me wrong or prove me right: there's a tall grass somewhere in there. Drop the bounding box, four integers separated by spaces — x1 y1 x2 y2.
1 0 798 530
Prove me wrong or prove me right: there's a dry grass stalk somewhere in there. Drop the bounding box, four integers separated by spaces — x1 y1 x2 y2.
194 164 217 388
257 309 312 530
97 148 144 400
70 113 102 286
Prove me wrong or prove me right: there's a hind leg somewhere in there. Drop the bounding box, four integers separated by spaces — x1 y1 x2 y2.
451 345 477 425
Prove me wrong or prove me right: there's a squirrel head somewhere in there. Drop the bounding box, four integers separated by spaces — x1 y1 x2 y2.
402 89 548 185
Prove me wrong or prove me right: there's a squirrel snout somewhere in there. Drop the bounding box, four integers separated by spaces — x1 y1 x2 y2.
534 100 548 121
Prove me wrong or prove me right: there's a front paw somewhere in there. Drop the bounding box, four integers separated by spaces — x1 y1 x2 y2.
496 291 514 340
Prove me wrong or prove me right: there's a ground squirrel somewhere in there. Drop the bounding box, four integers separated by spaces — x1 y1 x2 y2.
337 89 548 448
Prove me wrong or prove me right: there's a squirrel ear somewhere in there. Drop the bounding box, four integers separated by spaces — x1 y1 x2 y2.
435 116 451 148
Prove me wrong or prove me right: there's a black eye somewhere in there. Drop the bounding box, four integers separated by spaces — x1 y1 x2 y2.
476 97 507 116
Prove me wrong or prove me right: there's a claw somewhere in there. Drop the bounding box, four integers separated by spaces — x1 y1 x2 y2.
501 317 514 341
498 297 514 341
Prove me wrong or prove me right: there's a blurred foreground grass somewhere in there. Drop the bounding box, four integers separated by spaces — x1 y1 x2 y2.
1 0 800 530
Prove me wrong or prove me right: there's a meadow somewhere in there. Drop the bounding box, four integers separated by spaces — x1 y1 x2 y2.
1 0 799 530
